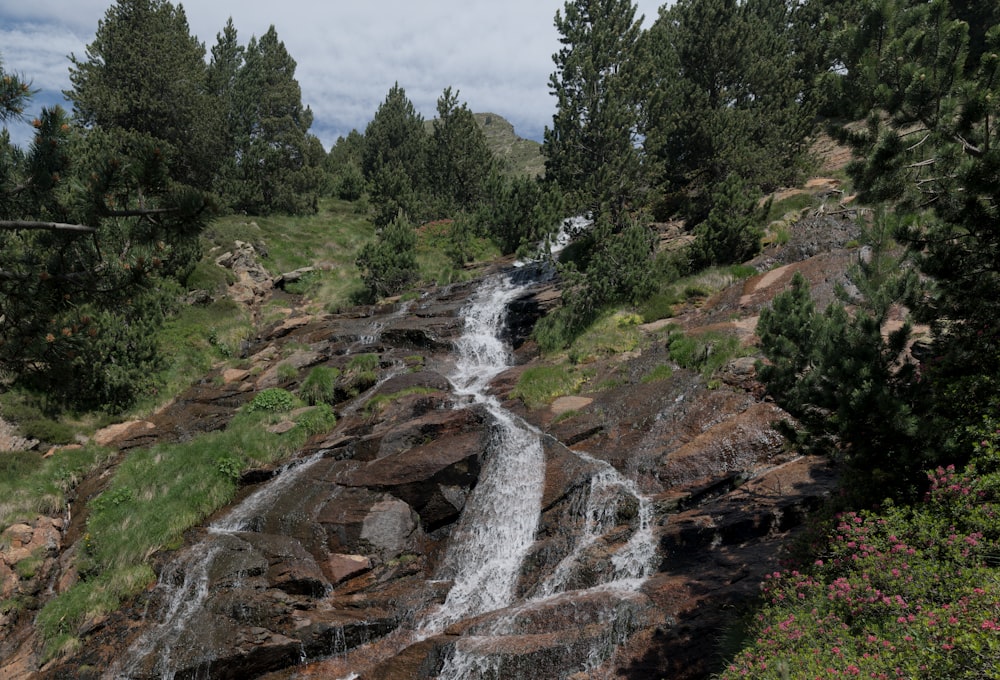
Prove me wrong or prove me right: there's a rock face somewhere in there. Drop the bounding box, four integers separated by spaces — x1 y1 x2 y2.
4 214 858 680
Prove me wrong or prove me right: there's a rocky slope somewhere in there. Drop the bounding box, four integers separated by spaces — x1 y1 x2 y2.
0 183 861 679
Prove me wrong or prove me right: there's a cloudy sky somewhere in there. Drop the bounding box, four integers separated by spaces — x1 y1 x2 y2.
1 0 666 150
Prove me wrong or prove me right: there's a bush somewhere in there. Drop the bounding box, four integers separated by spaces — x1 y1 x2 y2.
720 432 1000 679
246 388 297 413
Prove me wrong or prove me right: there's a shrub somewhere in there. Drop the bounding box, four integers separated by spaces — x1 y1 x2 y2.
300 366 340 405
720 432 1000 679
246 388 297 413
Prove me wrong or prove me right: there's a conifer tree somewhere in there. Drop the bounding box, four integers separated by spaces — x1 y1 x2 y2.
230 25 324 215
644 0 813 220
427 87 496 216
362 83 428 227
66 0 219 187
544 0 645 224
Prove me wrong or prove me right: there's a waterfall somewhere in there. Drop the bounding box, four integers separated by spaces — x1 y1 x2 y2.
419 275 546 634
109 453 326 679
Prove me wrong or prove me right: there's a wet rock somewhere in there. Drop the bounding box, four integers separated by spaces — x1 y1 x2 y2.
326 554 372 584
318 488 423 561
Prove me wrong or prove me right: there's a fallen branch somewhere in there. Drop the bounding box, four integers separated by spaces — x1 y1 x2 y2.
0 220 96 234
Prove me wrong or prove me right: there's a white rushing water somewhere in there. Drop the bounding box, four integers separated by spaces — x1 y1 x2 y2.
109 453 326 679
419 275 546 634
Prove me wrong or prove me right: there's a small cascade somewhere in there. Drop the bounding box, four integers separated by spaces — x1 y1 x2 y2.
110 453 326 679
436 450 657 679
352 300 413 349
419 275 546 634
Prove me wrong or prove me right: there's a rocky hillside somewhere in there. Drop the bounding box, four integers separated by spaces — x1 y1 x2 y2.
0 156 863 679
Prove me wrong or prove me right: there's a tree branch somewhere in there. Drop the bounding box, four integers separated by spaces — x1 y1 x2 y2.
0 220 97 234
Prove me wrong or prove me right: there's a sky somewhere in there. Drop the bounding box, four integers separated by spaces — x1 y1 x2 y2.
0 0 667 151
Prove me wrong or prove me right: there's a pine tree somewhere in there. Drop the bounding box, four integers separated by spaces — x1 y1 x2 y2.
362 84 428 227
355 211 418 299
66 0 219 187
544 0 645 224
644 0 813 220
230 25 324 215
427 87 496 216
835 1 1000 458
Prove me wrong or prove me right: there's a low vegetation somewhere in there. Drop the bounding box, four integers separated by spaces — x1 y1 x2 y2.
34 400 336 660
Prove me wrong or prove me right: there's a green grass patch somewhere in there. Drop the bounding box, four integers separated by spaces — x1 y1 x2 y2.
0 445 115 529
149 297 252 412
299 365 341 405
764 191 816 223
567 312 643 365
666 327 744 379
641 364 674 384
38 403 337 655
208 198 373 311
364 386 439 417
511 365 586 408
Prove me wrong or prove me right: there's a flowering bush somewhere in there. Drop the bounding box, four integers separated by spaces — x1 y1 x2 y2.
720 432 1000 679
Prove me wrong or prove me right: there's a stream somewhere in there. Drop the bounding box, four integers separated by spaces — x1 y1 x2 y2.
107 244 657 679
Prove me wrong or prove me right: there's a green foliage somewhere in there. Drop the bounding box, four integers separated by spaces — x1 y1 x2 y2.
511 365 585 409
567 311 643 364
552 217 657 347
427 87 497 216
356 211 418 299
38 407 314 652
246 387 297 413
689 174 766 268
545 0 646 222
66 0 220 187
299 365 341 405
294 403 336 435
225 25 325 215
0 444 114 529
641 364 674 384
721 431 1000 679
756 224 924 496
362 83 428 227
665 327 742 379
644 0 814 219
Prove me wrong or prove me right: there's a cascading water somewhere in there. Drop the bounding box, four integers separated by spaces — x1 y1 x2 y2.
419 275 546 634
421 266 657 677
109 453 326 679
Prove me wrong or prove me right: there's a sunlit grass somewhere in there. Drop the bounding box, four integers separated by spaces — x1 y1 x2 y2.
35 403 337 657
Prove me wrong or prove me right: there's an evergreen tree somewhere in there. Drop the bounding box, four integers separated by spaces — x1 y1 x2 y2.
544 0 645 224
835 1 1000 458
0 101 209 411
427 87 496 216
644 0 813 220
205 18 245 200
362 84 428 227
230 26 324 215
326 129 366 201
355 211 418 299
66 0 219 187
757 215 921 496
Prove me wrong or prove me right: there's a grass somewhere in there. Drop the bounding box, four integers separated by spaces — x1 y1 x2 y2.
0 445 116 529
206 198 373 312
364 386 439 417
511 365 588 409
35 401 337 660
665 326 746 379
567 311 644 365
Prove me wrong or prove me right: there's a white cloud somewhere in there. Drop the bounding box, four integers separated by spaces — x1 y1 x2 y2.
1 0 666 149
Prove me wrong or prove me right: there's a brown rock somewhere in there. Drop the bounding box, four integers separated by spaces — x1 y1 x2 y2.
326 554 372 584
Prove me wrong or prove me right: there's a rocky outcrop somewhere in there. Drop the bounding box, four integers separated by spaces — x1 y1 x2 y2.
6 213 859 680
